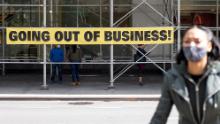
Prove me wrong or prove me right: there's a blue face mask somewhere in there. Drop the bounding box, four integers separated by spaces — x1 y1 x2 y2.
183 46 207 62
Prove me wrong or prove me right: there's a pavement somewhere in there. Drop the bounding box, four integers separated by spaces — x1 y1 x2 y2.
0 73 163 100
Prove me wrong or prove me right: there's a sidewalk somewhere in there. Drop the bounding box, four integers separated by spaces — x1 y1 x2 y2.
0 74 163 100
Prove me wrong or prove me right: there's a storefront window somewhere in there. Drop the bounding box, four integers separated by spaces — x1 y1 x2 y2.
0 1 43 61
181 0 218 27
0 0 180 70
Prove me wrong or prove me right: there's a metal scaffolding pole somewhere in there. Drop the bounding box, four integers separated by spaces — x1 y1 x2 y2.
109 0 114 88
113 1 145 26
1 0 5 76
177 0 181 51
171 0 174 69
0 0 179 85
217 0 219 41
112 44 165 82
111 0 176 82
50 0 53 78
144 1 174 25
41 0 48 89
99 0 103 58
77 0 79 27
2 30 5 76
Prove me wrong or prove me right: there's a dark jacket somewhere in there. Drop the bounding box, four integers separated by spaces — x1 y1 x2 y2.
150 61 220 124
50 47 64 62
67 47 81 62
134 48 147 62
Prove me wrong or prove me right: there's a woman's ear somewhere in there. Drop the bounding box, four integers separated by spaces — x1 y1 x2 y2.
207 41 212 52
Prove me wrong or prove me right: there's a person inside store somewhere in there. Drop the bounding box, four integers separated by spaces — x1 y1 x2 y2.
50 44 64 83
134 44 147 86
150 26 220 124
66 45 82 86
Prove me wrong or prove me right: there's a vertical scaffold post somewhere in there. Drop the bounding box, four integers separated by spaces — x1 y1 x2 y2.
109 0 115 89
2 0 5 76
49 0 53 80
177 0 181 52
217 0 219 41
41 0 48 89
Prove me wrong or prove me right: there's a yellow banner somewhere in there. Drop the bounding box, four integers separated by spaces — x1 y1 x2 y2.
6 27 174 45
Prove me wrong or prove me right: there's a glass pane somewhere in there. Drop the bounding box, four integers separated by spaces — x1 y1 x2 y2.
78 6 101 27
114 0 132 5
181 0 217 27
78 0 100 5
114 45 132 59
102 0 109 5
101 6 110 27
4 6 43 27
182 0 217 6
64 0 77 4
51 6 77 27
114 6 132 27
1 3 43 60
52 0 77 5
5 44 41 61
4 0 43 4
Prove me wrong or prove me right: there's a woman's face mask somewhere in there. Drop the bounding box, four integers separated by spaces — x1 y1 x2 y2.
182 27 212 62
183 46 207 62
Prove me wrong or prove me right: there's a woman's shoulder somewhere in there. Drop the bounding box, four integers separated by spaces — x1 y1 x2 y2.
162 63 186 85
165 63 185 76
211 61 220 66
209 61 220 73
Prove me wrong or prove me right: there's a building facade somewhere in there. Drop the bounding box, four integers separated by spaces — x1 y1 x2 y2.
0 0 219 83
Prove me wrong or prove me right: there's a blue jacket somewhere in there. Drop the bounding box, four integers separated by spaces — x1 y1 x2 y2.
50 48 64 62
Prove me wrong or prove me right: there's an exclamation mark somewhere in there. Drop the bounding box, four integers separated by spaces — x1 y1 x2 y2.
168 30 171 40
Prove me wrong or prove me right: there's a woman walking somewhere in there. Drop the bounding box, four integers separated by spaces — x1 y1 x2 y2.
150 26 220 124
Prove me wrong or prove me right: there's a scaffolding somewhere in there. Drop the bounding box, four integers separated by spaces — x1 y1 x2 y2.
0 0 191 88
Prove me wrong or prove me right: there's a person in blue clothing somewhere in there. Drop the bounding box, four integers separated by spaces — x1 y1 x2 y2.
50 45 64 83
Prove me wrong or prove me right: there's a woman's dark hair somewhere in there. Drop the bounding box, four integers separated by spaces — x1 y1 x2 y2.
176 25 220 64
71 45 77 53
